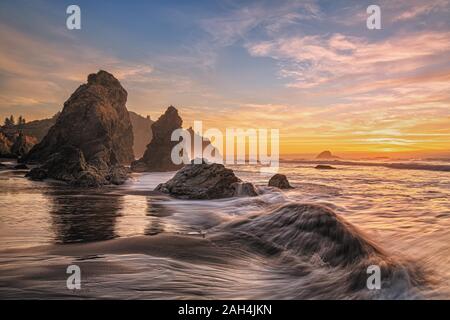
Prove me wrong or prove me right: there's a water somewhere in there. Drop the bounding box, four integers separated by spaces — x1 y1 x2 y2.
0 159 449 299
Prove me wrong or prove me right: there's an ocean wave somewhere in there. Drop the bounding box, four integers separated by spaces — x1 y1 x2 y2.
213 202 430 298
291 160 450 172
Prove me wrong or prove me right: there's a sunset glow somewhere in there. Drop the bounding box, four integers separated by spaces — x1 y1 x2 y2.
0 0 449 158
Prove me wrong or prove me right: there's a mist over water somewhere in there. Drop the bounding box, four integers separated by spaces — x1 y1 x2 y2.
0 159 449 299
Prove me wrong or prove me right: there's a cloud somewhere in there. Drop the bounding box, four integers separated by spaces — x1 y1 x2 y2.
392 0 450 21
247 31 450 89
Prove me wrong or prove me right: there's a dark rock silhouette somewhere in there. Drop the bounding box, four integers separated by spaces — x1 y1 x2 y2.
129 111 154 158
23 70 134 186
155 162 258 199
131 106 183 172
315 165 337 170
316 150 340 159
268 174 293 189
186 127 221 162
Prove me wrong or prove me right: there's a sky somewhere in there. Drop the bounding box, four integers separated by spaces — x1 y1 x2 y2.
0 0 449 157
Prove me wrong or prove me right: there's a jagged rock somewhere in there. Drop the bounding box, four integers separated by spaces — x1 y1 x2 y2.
268 174 293 189
22 70 134 186
131 106 183 172
129 111 153 158
186 127 221 162
316 150 340 159
315 165 336 170
155 162 258 199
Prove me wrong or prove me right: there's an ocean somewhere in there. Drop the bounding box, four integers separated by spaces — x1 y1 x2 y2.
0 159 449 299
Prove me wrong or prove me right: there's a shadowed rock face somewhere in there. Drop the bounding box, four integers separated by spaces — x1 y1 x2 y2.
186 127 221 162
155 162 258 199
129 111 154 159
131 106 183 172
268 174 293 189
22 70 134 186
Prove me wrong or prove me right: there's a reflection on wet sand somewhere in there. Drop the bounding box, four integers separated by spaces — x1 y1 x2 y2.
145 197 172 236
46 188 124 244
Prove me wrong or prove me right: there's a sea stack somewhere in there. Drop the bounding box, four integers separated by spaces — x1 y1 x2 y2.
23 70 134 186
316 150 340 159
131 106 183 172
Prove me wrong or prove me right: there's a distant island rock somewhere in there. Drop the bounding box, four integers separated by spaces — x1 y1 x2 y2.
155 162 258 199
131 106 183 172
268 174 293 189
316 150 340 159
23 70 135 187
315 164 337 170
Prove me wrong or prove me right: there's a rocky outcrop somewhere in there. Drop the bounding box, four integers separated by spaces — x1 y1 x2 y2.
131 106 183 172
316 150 339 159
26 146 128 186
315 165 336 170
186 127 221 162
129 111 153 159
268 174 293 189
155 162 258 199
22 70 134 186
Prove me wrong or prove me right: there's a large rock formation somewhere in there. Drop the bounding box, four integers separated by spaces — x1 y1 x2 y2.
23 70 134 186
129 111 153 158
268 174 293 189
131 106 183 172
316 150 340 159
155 162 258 199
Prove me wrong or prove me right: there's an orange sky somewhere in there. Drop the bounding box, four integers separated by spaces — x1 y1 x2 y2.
1 0 449 158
